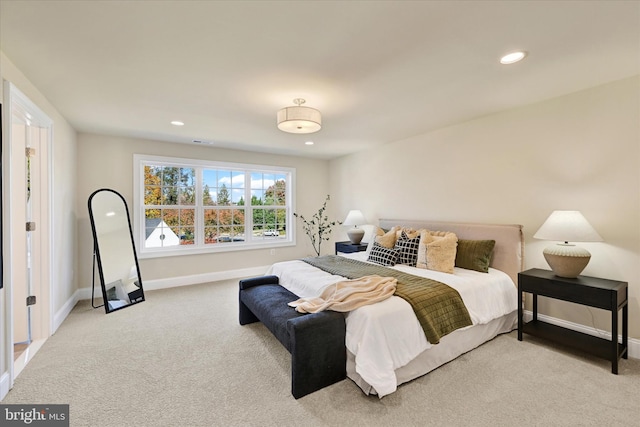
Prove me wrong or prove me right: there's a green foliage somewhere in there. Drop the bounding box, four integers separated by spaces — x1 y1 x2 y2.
144 165 289 245
217 183 230 205
265 179 286 205
203 184 214 205
293 195 341 256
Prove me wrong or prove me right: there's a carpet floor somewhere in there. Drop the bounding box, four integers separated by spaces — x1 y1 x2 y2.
2 279 639 426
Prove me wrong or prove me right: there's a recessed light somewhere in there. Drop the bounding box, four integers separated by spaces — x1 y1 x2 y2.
171 120 185 126
305 141 314 146
500 51 527 65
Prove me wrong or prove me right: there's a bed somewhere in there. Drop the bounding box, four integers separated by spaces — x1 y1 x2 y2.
266 219 524 397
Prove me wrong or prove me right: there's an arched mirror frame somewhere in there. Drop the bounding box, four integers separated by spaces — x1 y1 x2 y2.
88 188 145 313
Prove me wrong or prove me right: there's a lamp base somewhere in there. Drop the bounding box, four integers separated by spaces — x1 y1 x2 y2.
543 244 591 278
347 228 365 245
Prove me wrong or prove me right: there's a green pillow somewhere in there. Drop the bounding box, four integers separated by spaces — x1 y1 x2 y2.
455 239 496 273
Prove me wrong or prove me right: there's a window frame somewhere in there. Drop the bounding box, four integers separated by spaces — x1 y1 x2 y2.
133 154 296 258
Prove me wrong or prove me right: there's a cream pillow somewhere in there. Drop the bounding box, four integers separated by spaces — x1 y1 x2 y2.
377 226 401 248
395 227 421 240
365 226 402 256
416 230 458 273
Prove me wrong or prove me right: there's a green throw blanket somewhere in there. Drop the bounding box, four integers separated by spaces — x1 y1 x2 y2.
302 255 472 344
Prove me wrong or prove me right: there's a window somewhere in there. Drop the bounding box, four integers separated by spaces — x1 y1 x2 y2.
133 154 295 257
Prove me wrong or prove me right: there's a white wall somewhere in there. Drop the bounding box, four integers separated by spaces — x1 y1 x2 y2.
1 51 78 397
76 133 332 288
330 76 640 340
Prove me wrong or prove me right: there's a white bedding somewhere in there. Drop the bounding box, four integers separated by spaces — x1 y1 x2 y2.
266 252 517 397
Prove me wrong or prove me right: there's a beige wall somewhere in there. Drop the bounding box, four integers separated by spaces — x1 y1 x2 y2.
330 75 640 340
76 133 331 287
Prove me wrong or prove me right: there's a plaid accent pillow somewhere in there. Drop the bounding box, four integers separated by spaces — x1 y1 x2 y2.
394 231 421 266
367 242 399 266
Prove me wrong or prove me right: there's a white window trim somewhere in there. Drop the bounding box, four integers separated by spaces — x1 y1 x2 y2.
133 154 296 259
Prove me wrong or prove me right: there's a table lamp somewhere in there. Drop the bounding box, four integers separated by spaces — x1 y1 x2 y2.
343 210 366 245
533 210 603 278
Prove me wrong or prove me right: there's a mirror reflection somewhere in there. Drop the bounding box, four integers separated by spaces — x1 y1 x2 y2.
88 189 145 313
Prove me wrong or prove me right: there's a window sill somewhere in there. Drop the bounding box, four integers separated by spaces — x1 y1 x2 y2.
138 239 296 259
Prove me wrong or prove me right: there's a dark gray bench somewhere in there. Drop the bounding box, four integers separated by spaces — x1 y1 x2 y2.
239 275 346 399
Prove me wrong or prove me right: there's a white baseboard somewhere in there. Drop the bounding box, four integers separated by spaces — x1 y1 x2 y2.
76 283 106 301
523 311 639 359
77 265 271 300
0 372 10 401
53 291 80 334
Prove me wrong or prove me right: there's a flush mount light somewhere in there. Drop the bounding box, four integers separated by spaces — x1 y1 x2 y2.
305 141 314 146
171 120 185 126
277 98 322 134
500 51 527 65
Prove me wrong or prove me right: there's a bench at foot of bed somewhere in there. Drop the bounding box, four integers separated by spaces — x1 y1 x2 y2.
239 275 346 399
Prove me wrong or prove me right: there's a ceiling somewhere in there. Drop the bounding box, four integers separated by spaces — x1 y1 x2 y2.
1 1 639 160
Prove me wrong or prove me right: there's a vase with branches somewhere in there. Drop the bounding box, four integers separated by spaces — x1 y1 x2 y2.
293 195 341 256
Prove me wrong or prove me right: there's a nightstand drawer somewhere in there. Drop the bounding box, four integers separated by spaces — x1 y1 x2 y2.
519 268 626 310
335 241 368 254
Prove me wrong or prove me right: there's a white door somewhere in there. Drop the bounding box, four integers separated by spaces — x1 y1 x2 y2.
12 119 30 346
3 82 52 381
14 130 44 348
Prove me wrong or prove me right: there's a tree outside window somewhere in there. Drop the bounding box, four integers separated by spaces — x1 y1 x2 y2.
136 155 294 256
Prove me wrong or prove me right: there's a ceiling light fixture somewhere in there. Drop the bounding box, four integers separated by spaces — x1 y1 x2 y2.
305 141 314 146
500 51 527 65
171 120 185 126
277 98 321 134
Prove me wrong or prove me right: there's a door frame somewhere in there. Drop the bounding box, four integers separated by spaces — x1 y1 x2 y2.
1 81 53 393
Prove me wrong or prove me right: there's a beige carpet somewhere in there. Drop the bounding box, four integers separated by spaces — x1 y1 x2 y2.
2 279 639 426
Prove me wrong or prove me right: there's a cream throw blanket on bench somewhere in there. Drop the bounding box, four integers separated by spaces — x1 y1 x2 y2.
288 275 397 313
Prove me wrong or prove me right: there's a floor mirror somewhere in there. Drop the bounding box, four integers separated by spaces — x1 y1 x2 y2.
88 188 145 313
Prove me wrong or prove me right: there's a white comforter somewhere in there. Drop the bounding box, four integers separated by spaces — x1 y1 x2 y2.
266 253 517 397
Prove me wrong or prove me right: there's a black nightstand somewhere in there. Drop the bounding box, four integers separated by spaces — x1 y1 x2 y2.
335 241 368 255
518 268 628 374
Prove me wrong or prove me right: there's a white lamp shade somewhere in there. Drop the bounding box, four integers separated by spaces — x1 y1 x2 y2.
277 106 321 134
343 210 366 226
534 210 602 278
533 211 603 243
343 210 366 244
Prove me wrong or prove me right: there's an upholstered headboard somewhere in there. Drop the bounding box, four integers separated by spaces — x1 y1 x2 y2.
378 219 525 285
